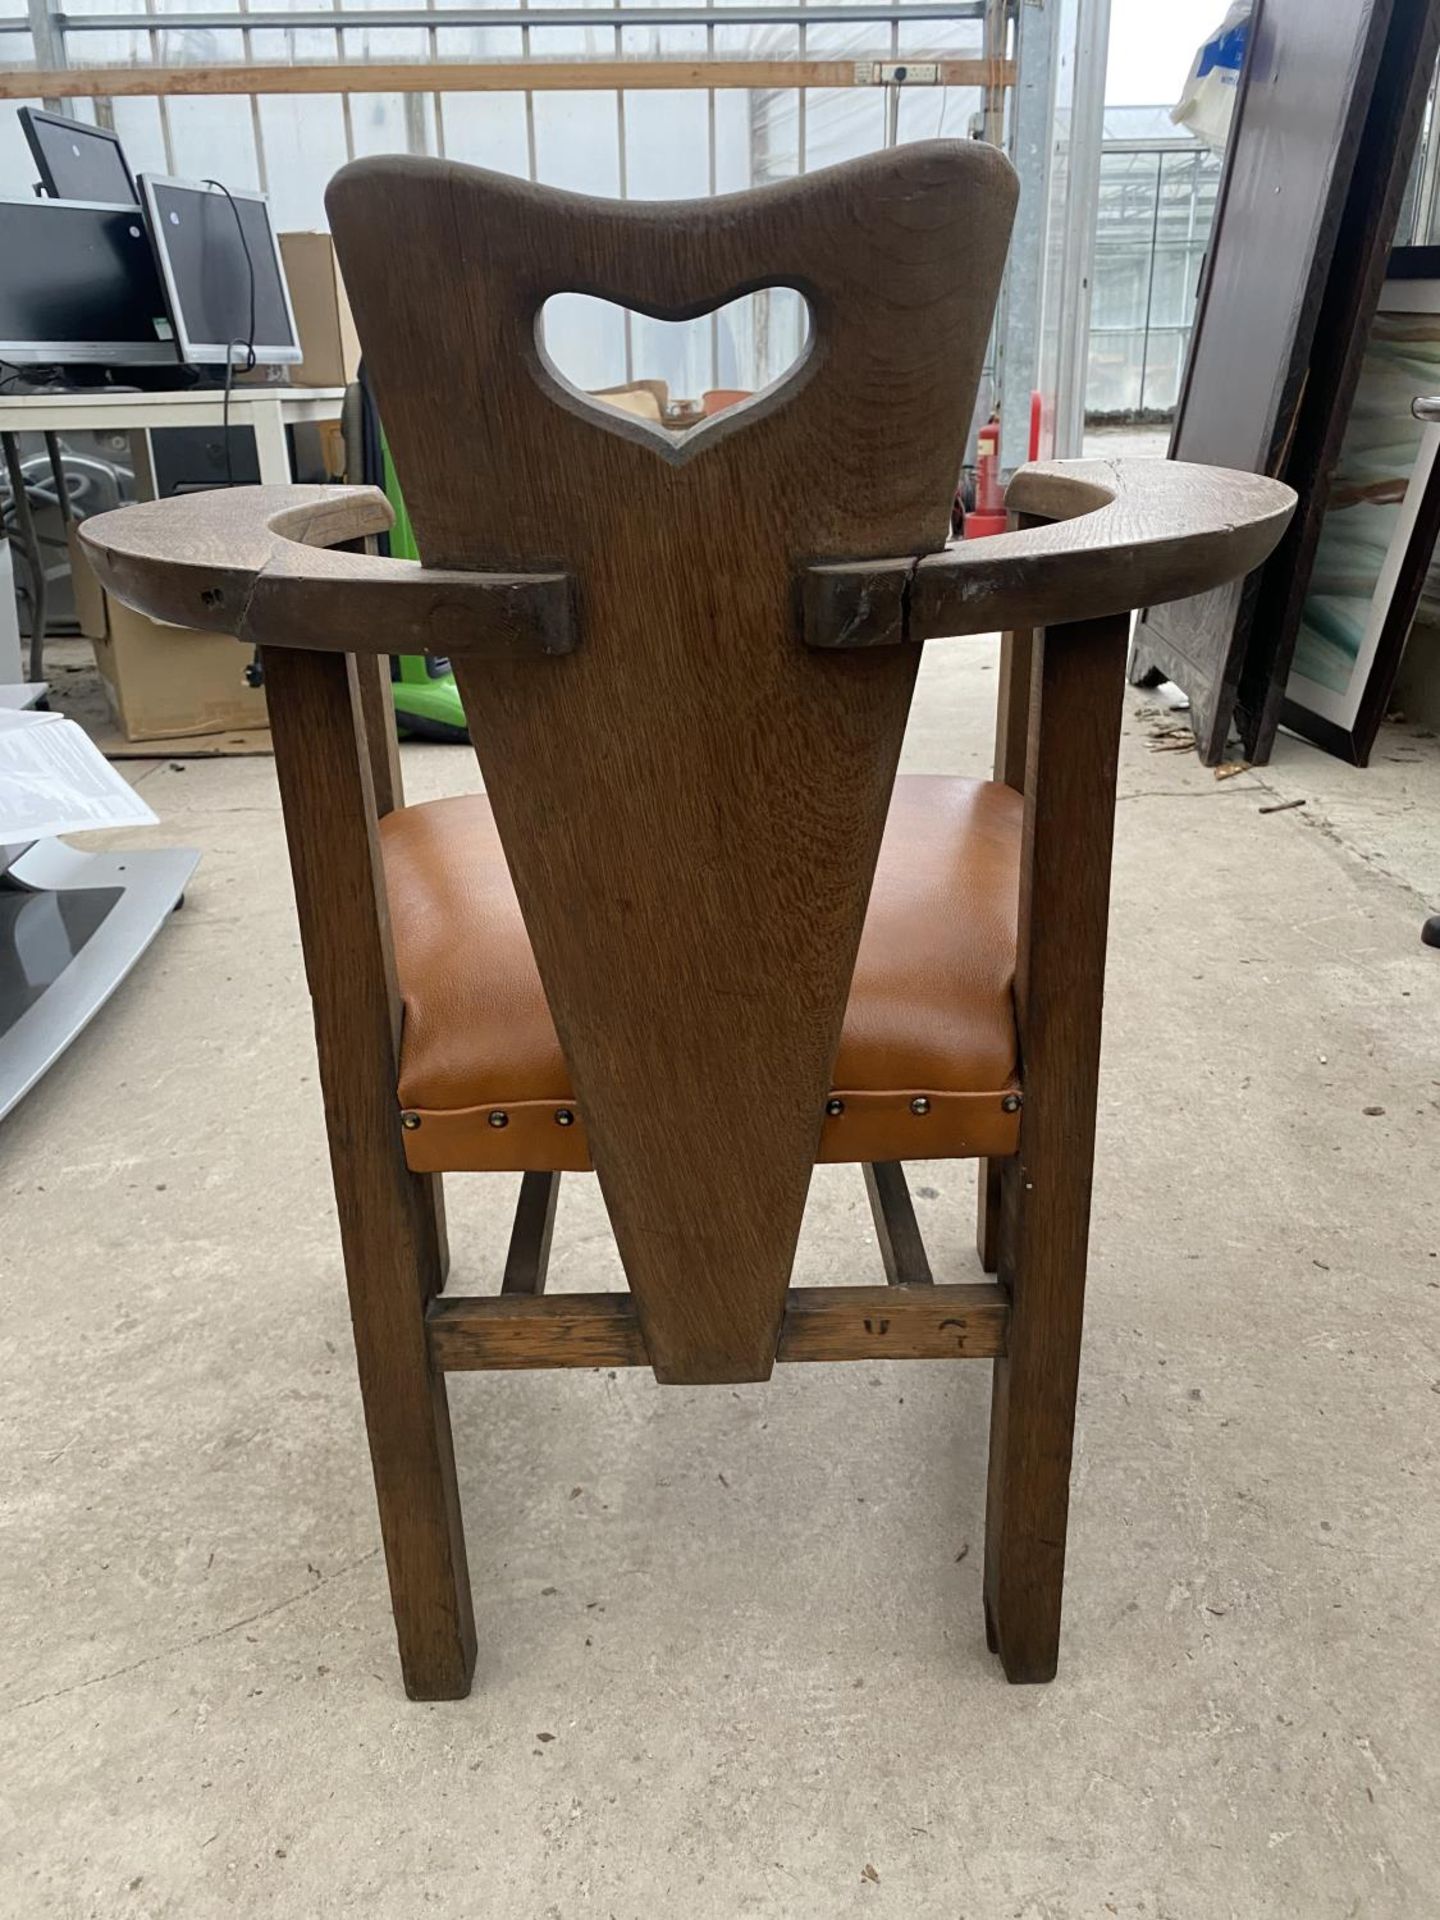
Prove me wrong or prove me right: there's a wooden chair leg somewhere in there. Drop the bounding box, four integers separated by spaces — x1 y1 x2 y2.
502 1171 561 1294
977 620 1032 1283
982 612 1126 1683
419 1171 450 1288
975 1157 1002 1272
351 648 454 1291
862 1162 934 1286
266 644 476 1700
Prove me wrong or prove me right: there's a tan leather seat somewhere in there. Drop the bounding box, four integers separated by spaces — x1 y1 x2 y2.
381 774 1023 1173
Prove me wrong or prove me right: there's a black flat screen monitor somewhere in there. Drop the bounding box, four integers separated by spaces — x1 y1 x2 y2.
19 107 139 205
139 175 301 367
0 197 177 366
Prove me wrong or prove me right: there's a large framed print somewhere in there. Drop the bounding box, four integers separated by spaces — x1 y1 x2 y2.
1281 252 1440 763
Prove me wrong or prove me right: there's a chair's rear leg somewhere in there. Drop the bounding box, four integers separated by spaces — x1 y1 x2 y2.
862 1163 933 1285
266 644 476 1701
502 1171 561 1294
982 613 1126 1683
980 620 1033 1284
975 1158 1002 1273
420 1171 450 1288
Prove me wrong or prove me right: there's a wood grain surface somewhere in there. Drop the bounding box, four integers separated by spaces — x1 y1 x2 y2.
983 612 1128 1683
803 458 1295 647
329 143 1017 1384
862 1163 934 1287
5 57 1017 101
353 648 406 821
977 591 1037 1275
426 1284 1009 1370
351 644 451 1282
500 1172 561 1296
264 643 474 1700
779 1284 1004 1361
79 482 575 659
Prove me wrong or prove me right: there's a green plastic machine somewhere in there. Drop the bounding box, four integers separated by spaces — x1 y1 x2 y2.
380 432 470 742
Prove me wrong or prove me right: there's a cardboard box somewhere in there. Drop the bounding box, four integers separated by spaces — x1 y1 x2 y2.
92 595 268 742
279 231 361 389
66 523 110 642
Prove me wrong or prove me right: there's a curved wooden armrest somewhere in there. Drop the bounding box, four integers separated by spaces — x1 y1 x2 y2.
78 483 576 658
802 458 1296 648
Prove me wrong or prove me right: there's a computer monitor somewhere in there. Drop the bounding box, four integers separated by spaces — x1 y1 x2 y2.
0 197 177 366
19 107 138 206
139 175 301 367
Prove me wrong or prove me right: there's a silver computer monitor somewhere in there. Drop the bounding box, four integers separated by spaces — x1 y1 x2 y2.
0 197 177 366
139 175 301 367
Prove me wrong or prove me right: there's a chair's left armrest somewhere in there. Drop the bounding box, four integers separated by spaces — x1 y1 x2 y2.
78 483 576 658
802 458 1296 648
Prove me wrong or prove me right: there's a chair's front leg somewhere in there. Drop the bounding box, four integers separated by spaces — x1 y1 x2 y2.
265 643 475 1700
983 611 1127 1682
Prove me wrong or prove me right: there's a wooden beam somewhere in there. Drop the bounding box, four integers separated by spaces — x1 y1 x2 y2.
353 649 405 820
977 589 1035 1276
501 1171 561 1296
2 56 1016 100
264 643 473 1699
427 1283 1008 1370
983 611 1129 1684
428 1292 651 1371
861 1163 934 1286
779 1284 1005 1360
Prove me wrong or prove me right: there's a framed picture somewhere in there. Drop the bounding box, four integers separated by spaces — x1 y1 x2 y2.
1281 249 1440 764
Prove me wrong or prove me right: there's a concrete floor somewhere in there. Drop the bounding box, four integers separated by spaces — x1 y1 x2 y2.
4 640 1439 1918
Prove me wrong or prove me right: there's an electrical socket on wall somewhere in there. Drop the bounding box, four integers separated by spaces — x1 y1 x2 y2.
852 60 942 84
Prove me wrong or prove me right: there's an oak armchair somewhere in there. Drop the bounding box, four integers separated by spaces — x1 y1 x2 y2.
80 143 1293 1701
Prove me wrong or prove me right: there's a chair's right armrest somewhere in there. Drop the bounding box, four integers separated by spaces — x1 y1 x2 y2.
79 483 576 659
802 459 1296 648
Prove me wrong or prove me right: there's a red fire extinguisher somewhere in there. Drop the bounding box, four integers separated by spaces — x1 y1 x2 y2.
964 418 1007 540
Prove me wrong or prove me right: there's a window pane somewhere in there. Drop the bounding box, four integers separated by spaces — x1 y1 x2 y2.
256 94 351 229
1141 329 1188 414
624 90 710 199
108 98 170 177
440 92 531 178
1086 329 1145 415
532 91 621 195
541 293 628 391
168 93 262 190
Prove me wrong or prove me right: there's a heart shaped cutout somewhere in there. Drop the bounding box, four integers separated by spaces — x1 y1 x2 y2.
536 287 813 463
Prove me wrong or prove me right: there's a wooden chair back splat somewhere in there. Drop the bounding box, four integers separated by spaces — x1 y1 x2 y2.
326 145 1019 1384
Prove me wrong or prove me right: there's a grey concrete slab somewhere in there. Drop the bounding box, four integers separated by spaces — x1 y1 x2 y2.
3 641 1438 1918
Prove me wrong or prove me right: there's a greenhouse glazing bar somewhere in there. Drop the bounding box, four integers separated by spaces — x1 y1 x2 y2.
43 1 986 26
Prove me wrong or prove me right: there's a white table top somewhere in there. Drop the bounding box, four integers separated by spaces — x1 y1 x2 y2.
0 385 346 428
